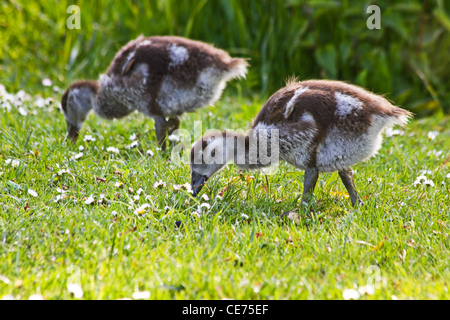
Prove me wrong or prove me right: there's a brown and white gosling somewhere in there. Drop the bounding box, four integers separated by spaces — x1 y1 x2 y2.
61 35 248 148
190 79 412 207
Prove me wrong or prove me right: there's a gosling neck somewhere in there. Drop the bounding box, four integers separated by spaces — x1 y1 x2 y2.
224 130 278 171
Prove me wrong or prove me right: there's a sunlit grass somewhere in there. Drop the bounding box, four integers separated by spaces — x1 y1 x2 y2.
0 87 449 299
1 0 450 113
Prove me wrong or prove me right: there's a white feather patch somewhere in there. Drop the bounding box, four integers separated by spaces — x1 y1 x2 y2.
335 91 363 118
284 86 309 119
169 44 189 67
301 112 315 124
122 51 136 74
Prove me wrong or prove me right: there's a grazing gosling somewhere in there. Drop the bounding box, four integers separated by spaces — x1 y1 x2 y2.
190 79 412 207
61 35 248 148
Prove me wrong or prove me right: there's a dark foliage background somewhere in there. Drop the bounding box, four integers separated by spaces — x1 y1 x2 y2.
1 0 449 115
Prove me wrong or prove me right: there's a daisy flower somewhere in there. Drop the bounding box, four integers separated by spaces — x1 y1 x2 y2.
199 203 211 210
58 168 71 175
153 180 166 189
126 141 138 149
384 127 404 137
84 195 95 205
427 131 439 140
5 159 20 167
18 107 28 116
135 203 151 215
98 194 105 204
28 189 38 198
146 150 154 157
42 78 52 87
132 290 150 300
70 152 83 161
34 97 46 108
83 135 96 142
168 134 180 142
67 283 83 299
342 288 360 300
106 147 119 154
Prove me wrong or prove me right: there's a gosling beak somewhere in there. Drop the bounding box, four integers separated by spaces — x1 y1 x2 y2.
191 172 207 197
66 121 80 144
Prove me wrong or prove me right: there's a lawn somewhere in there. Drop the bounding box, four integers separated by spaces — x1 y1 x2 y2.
0 85 449 300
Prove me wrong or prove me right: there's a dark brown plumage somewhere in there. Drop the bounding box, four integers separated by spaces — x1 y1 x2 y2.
61 35 248 147
190 79 412 207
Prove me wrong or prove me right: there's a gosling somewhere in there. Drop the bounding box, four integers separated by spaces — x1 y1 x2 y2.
190 79 412 207
61 35 248 149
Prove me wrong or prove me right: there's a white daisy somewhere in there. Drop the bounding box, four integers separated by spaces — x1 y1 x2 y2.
34 97 46 108
414 175 427 186
58 168 71 175
5 159 20 167
132 290 150 300
98 194 105 204
153 180 166 189
28 189 38 197
126 141 138 149
343 288 360 300
129 133 137 141
83 135 96 142
106 147 119 154
423 179 435 187
67 283 83 299
385 127 404 137
44 97 54 106
135 203 151 215
42 78 52 87
358 285 375 296
168 134 180 142
427 131 439 140
182 183 193 193
18 107 28 116
71 152 83 160
146 150 154 157
199 203 211 210
84 195 95 205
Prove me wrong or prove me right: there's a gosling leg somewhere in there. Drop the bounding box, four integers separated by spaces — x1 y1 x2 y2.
166 116 180 136
154 116 168 150
301 167 319 205
338 168 364 207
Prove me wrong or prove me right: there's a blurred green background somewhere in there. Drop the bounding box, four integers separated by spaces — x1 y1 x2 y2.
1 0 449 115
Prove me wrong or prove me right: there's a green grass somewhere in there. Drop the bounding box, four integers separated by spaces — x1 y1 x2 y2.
1 0 450 114
0 88 449 300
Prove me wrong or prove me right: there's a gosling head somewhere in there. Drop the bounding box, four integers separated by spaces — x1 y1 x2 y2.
190 132 233 197
61 80 98 143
